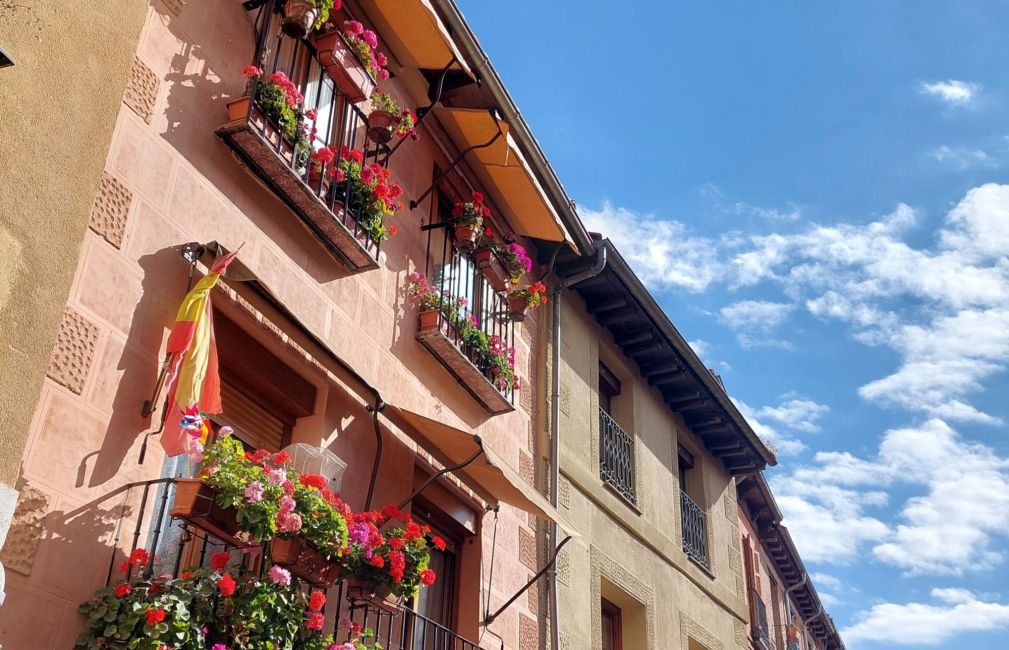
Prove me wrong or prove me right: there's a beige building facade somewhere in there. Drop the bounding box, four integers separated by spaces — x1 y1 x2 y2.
546 242 779 650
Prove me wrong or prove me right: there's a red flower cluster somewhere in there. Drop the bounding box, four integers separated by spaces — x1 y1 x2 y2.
308 589 326 611
144 607 166 626
272 451 291 465
210 551 230 570
268 70 303 108
451 191 491 227
300 473 328 490
113 583 132 598
306 612 325 631
217 573 237 597
118 547 150 573
420 568 437 586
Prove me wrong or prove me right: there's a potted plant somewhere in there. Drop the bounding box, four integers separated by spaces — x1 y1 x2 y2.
228 66 311 170
505 281 548 322
270 471 351 586
450 191 490 252
77 561 339 650
339 505 439 607
331 146 403 243
407 271 446 331
368 91 419 144
474 234 533 292
279 0 340 38
311 20 389 103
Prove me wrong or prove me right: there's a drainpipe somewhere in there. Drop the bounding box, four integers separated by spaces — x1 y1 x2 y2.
547 243 607 649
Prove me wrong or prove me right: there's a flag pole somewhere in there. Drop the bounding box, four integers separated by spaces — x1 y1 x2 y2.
138 243 205 464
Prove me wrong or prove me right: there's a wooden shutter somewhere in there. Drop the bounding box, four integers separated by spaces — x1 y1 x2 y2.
219 380 289 452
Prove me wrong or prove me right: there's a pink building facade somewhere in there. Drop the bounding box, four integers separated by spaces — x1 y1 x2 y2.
0 1 590 647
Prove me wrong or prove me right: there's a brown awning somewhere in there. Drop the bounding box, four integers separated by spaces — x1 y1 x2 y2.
368 0 473 76
436 107 574 245
383 405 579 539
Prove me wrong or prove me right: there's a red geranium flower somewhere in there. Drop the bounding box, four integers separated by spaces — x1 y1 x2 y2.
388 538 404 549
306 613 325 631
272 451 291 465
432 536 446 551
210 551 230 570
114 583 132 598
144 608 166 626
420 569 437 586
217 573 237 597
300 474 328 490
369 554 385 568
308 589 326 611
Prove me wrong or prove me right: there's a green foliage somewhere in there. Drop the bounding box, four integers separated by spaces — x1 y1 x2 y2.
201 436 283 542
255 81 311 169
293 481 350 559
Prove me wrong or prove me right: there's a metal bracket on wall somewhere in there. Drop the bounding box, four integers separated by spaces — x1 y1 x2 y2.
0 46 13 68
409 116 502 210
483 535 573 625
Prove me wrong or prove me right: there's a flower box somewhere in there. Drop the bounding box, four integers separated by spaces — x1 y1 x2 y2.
270 536 341 588
343 578 401 613
170 479 254 549
453 224 479 253
217 105 380 272
473 247 509 292
311 31 376 103
507 294 529 322
416 313 514 415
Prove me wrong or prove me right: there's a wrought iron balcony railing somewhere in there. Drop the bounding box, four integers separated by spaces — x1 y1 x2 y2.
418 220 517 414
680 489 709 569
218 2 391 271
753 594 771 649
599 408 636 505
101 477 488 650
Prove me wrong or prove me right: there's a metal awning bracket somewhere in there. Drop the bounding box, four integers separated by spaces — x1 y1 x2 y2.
409 115 502 210
483 535 573 626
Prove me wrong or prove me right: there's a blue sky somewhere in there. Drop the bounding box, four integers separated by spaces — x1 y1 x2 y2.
458 1 1009 648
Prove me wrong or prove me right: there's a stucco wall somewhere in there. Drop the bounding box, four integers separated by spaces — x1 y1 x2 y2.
553 293 750 650
0 1 147 487
0 1 542 647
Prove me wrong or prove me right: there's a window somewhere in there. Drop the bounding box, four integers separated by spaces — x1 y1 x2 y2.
678 444 708 568
599 361 635 505
601 598 622 650
598 362 621 415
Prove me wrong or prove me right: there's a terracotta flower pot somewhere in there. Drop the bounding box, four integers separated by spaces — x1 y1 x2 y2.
270 536 341 587
366 110 397 144
311 31 376 103
507 294 529 322
453 224 478 253
473 247 509 292
170 479 253 549
343 578 401 613
418 309 439 333
281 0 319 38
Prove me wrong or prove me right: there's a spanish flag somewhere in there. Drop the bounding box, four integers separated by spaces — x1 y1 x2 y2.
160 250 239 456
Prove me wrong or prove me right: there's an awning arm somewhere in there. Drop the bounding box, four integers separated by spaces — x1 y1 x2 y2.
397 445 484 510
483 535 572 626
409 115 502 210
385 56 458 163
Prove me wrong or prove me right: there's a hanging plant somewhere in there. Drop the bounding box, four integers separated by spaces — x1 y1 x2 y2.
450 191 490 252
279 0 341 38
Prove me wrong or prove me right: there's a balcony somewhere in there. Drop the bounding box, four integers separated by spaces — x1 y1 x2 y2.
680 489 709 569
217 8 388 272
98 477 488 650
753 595 771 649
415 222 517 415
599 408 636 505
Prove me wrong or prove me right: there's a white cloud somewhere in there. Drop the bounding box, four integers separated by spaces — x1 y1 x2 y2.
919 79 980 107
754 397 829 433
579 201 720 292
778 419 1009 576
720 300 794 347
734 399 807 456
583 183 1009 422
928 145 998 169
843 589 1009 646
688 339 710 359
